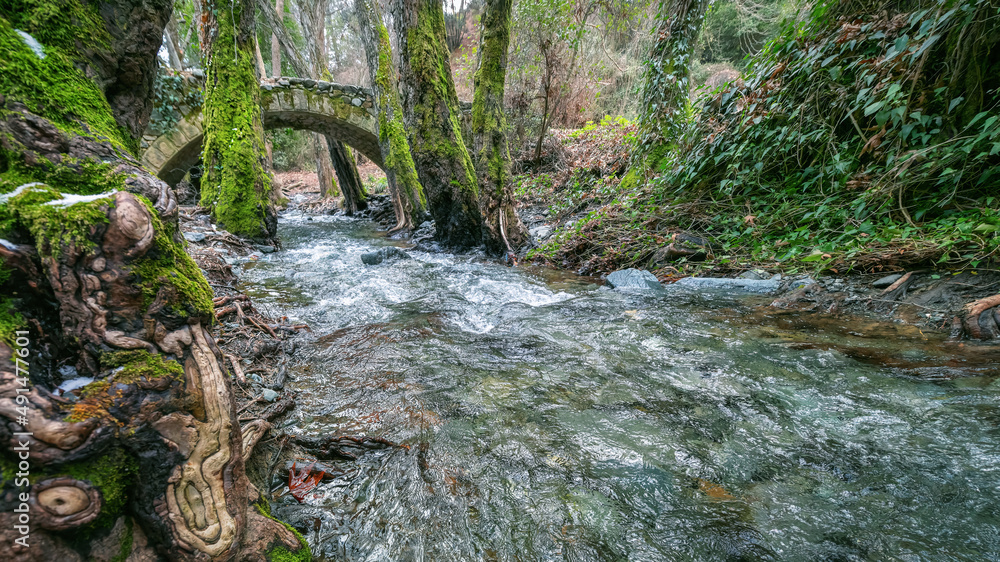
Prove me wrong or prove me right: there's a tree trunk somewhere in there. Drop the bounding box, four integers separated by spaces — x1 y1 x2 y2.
165 13 186 69
314 133 338 197
0 2 306 560
199 0 278 241
330 139 368 214
391 0 483 249
635 0 711 165
271 0 284 77
355 0 428 231
254 36 268 79
471 0 527 257
299 0 341 199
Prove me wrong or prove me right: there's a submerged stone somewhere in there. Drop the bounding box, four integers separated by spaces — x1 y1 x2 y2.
673 276 783 294
361 247 412 265
605 269 665 292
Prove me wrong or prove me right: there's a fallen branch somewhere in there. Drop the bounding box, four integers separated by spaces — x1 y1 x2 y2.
225 354 246 384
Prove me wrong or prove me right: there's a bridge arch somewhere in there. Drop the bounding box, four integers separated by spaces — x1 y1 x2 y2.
141 79 383 187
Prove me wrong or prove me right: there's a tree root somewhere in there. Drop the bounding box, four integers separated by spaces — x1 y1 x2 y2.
954 294 1000 341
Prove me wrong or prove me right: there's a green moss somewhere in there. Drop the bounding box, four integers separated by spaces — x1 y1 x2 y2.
0 445 135 534
110 519 134 562
199 0 275 239
0 266 24 347
64 447 136 535
129 196 215 320
0 16 132 152
101 350 184 384
1 184 113 258
368 15 427 223
0 153 127 196
254 503 312 562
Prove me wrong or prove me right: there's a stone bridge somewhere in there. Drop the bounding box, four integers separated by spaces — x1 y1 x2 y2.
141 72 382 187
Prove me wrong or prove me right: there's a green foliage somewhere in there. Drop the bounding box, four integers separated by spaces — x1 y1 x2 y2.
267 129 315 171
536 0 1000 275
151 68 203 134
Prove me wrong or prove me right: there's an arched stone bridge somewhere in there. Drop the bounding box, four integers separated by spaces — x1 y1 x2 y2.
141 73 382 187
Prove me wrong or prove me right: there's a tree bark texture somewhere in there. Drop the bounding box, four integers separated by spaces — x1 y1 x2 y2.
471 0 527 256
0 2 307 560
636 0 710 163
329 139 368 215
271 0 285 77
391 0 483 249
355 0 428 231
165 12 186 69
199 0 278 241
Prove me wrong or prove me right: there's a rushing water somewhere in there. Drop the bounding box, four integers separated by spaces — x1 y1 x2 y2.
239 213 1000 562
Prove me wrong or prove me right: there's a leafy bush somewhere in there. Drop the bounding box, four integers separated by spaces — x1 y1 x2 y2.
541 0 1000 275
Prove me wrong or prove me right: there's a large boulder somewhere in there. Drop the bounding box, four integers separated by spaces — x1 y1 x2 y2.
605 269 666 292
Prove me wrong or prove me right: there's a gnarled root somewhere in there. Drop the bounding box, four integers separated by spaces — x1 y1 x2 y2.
954 294 1000 341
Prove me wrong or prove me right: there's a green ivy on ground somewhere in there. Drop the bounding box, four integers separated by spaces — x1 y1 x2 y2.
532 0 1000 276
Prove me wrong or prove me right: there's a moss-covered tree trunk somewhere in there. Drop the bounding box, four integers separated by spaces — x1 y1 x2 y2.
391 0 483 248
471 0 527 257
330 139 368 215
355 0 428 231
0 1 307 560
635 0 711 166
199 0 278 241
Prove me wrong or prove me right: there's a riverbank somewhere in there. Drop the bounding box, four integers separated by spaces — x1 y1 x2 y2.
513 122 1000 341
181 202 1000 559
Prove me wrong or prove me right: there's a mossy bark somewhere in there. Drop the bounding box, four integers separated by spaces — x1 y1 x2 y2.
471 0 527 257
355 0 428 231
199 0 278 241
635 0 710 167
0 2 305 559
391 0 484 249
329 139 368 215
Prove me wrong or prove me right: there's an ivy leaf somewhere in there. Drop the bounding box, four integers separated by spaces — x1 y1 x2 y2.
863 100 885 116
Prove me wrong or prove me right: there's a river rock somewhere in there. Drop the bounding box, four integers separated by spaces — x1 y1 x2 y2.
673 276 783 294
261 388 279 403
361 247 412 265
183 231 206 243
530 225 552 240
738 269 771 280
605 269 665 292
873 273 902 288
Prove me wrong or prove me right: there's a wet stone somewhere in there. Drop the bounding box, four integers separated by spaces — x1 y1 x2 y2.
184 232 206 243
361 247 412 265
674 276 783 294
605 269 665 292
873 274 903 288
261 388 279 402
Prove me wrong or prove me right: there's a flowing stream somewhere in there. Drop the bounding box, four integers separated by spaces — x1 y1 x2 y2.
239 212 1000 561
